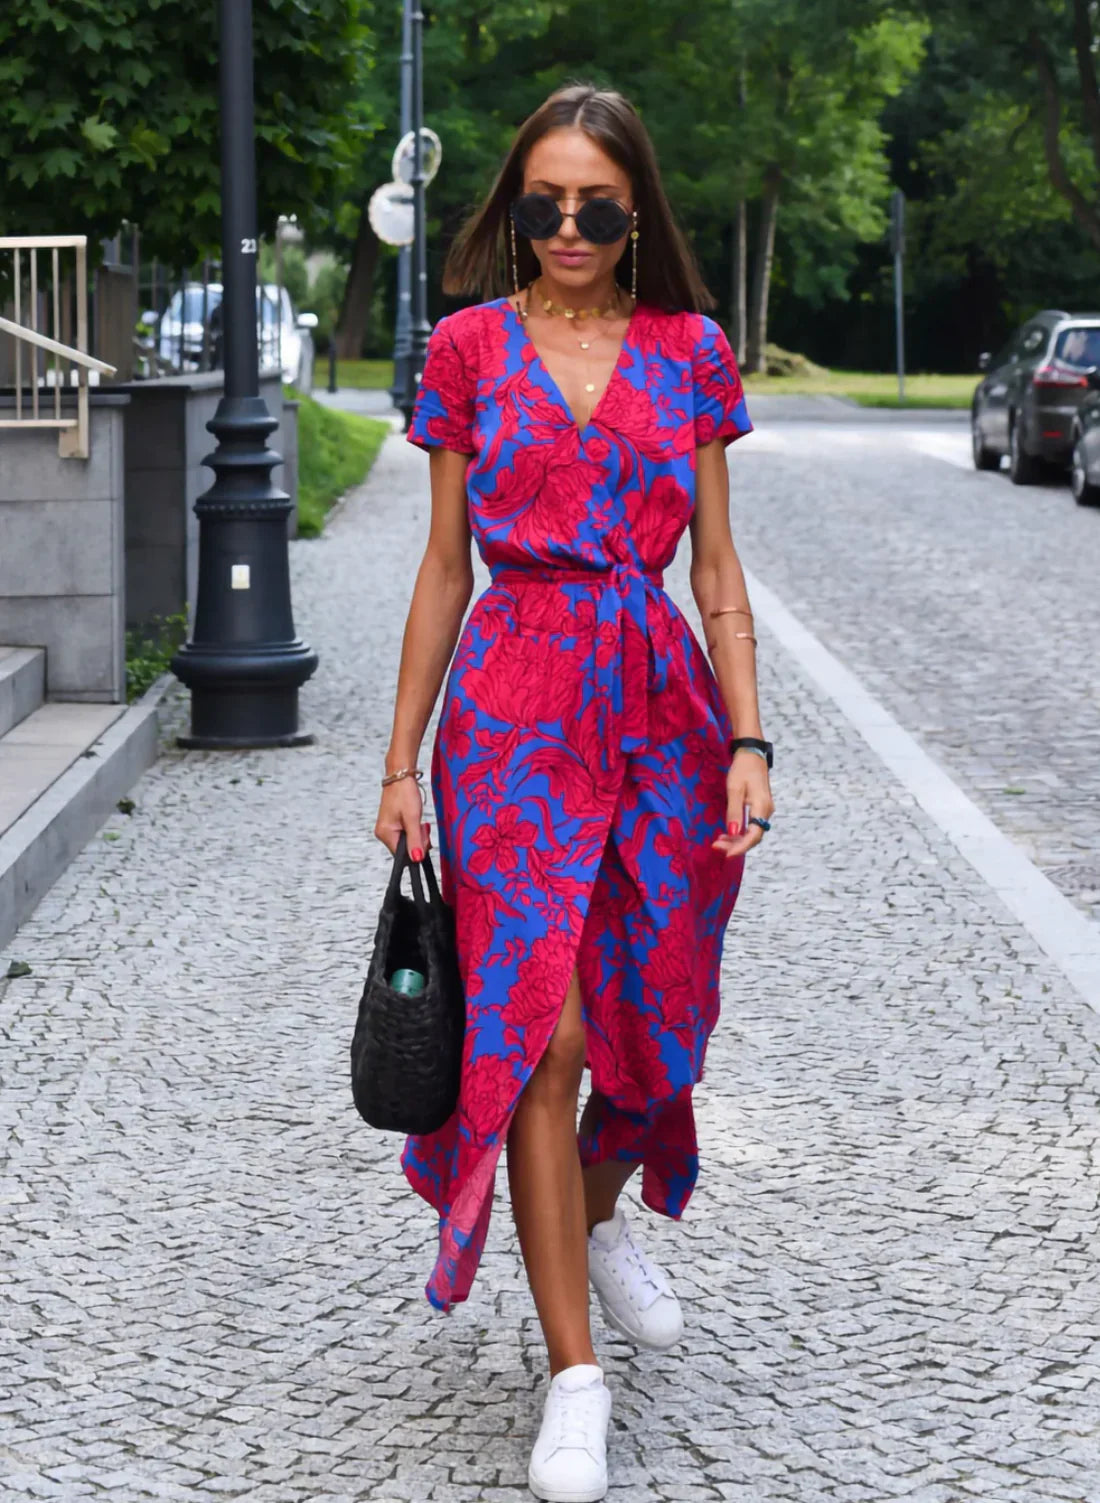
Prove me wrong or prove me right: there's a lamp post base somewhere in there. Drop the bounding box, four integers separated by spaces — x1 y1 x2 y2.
170 653 318 749
178 724 315 750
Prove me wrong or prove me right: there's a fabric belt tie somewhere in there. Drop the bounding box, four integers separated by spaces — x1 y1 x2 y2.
489 563 667 759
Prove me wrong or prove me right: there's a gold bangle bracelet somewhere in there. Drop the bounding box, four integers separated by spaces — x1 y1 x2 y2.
707 632 758 652
709 605 753 619
381 767 423 787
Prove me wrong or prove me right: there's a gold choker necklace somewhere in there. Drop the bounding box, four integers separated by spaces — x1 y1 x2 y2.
530 283 622 321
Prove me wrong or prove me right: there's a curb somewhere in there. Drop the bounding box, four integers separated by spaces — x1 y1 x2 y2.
0 672 176 953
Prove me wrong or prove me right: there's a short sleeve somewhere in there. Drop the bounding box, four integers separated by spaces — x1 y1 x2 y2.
692 317 753 447
407 315 477 454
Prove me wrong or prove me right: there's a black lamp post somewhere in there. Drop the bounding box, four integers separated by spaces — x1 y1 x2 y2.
398 0 432 429
171 0 317 746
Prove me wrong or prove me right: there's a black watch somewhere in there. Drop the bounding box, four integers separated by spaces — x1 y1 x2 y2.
729 737 773 769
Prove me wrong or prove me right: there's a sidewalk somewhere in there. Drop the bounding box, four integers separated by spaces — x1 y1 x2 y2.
2 434 1099 1503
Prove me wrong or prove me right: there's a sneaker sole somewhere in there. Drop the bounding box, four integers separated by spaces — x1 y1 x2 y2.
595 1292 683 1351
527 1466 608 1502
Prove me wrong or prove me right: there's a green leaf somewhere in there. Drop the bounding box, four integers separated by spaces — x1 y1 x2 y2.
81 114 117 151
41 146 82 179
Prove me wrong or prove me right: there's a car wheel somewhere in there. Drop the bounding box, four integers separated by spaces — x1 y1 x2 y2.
1071 435 1100 506
971 410 1000 470
1008 416 1041 485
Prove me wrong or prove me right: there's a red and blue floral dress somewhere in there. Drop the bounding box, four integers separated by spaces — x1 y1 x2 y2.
405 297 752 1311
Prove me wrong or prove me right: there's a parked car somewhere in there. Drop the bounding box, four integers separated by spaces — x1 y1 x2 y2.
262 283 317 390
150 282 317 385
154 282 224 371
1069 369 1100 506
971 310 1100 483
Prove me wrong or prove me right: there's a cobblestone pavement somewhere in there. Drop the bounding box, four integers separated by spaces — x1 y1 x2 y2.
732 403 1100 922
3 430 1100 1502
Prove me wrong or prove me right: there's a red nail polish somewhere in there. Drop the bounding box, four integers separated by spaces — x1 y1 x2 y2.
411 847 423 862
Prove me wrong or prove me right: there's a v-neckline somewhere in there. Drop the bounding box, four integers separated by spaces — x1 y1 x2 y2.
510 295 639 436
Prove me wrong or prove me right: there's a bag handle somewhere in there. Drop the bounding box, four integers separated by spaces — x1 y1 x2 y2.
389 832 442 921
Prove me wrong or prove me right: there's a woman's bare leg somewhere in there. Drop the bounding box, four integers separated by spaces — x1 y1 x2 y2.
578 1091 639 1232
507 968 596 1377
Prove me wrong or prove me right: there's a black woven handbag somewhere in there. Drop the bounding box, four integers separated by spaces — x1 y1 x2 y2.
350 834 465 1135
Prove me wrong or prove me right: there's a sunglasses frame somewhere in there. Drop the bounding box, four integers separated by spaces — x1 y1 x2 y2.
511 192 634 247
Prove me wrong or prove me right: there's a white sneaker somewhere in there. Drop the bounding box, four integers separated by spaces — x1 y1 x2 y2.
527 1363 611 1503
588 1208 683 1350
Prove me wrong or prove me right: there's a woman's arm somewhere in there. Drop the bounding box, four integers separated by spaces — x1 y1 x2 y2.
375 446 474 859
689 438 774 857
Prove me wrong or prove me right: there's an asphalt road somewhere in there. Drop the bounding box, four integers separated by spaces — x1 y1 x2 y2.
733 396 1100 924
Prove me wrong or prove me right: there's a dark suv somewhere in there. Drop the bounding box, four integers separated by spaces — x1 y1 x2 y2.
971 310 1100 484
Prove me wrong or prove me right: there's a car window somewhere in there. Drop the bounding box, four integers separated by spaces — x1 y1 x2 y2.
163 287 223 321
1019 326 1047 357
1054 326 1100 369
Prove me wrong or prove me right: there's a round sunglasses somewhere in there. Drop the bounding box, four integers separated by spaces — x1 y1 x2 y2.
511 192 634 246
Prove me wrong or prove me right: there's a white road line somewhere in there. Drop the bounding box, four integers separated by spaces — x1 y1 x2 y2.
744 567 1100 1015
740 426 981 472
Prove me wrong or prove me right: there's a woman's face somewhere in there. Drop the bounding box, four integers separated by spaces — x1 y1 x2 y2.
521 127 633 296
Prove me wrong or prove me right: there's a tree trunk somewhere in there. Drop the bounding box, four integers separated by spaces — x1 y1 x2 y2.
1030 29 1100 254
336 202 380 359
730 201 747 364
746 168 781 375
729 62 748 364
1071 0 1100 180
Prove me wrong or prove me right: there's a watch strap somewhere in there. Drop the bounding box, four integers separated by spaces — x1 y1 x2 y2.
730 736 773 769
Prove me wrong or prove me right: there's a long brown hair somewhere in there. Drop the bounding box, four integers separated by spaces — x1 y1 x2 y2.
443 84 715 313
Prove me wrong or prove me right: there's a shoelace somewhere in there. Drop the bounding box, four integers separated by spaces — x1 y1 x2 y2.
552 1386 603 1452
612 1231 670 1301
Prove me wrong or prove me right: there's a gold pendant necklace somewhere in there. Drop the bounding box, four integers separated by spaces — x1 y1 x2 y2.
519 283 626 417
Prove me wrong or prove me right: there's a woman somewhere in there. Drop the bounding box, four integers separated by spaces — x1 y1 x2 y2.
375 82 773 1503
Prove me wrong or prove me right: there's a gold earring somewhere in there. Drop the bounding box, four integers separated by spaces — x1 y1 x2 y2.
510 214 520 300
630 215 639 302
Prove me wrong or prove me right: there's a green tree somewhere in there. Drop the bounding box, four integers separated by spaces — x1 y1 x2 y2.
0 0 380 264
918 0 1100 254
710 2 926 369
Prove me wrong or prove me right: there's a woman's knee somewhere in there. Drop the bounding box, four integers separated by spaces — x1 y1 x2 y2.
538 1021 586 1088
528 988 587 1100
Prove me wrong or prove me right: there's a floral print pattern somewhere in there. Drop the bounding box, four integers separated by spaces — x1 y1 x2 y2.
404 298 752 1310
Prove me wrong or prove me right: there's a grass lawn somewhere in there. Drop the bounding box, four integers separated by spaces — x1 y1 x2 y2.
743 370 976 409
292 389 390 537
335 358 395 390
332 355 976 408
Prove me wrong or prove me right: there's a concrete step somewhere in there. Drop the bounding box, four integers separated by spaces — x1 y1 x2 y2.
0 703 125 838
0 689 165 950
0 647 46 739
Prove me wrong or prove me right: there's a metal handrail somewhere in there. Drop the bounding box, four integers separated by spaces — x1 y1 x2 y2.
0 234 116 459
0 316 116 374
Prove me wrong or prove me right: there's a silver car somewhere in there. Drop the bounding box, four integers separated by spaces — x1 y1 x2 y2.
153 282 317 386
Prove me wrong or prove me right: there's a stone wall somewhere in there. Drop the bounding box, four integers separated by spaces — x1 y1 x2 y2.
0 374 297 698
0 394 129 702
122 372 292 630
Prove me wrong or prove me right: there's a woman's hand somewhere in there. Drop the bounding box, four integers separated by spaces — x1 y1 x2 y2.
712 750 774 859
374 776 431 862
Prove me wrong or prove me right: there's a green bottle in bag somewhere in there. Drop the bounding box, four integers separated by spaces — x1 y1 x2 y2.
390 967 426 995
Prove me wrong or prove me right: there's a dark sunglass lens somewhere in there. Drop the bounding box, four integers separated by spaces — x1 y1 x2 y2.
575 199 631 244
513 194 563 240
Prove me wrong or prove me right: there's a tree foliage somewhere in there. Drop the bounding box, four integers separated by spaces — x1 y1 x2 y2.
2 0 1097 369
0 0 379 263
